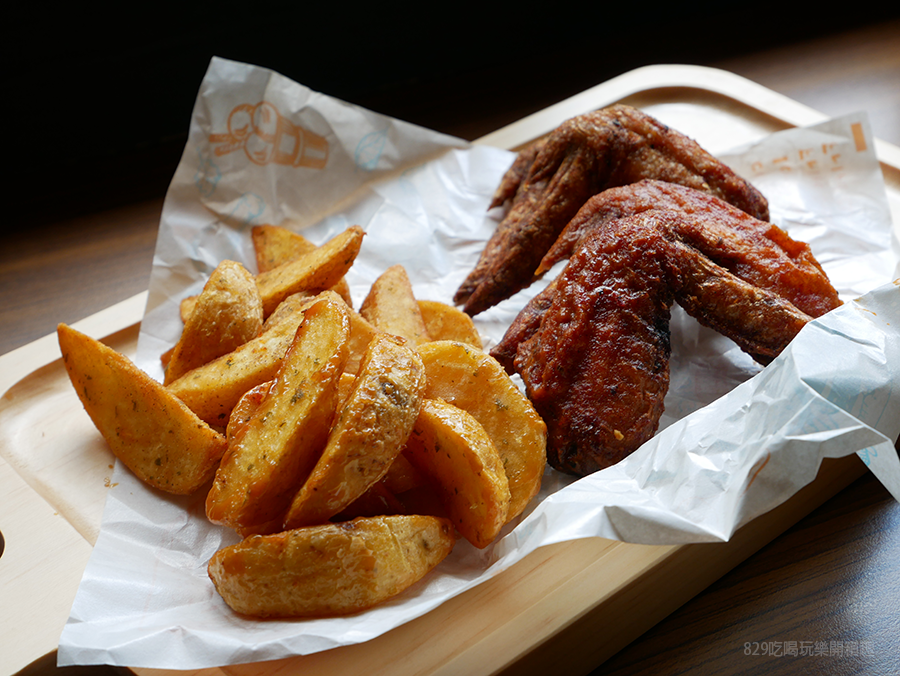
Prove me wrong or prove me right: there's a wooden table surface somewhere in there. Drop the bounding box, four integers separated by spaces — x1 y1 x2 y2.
3 17 898 676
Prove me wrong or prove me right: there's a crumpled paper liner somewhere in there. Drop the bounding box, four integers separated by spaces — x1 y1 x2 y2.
58 57 899 669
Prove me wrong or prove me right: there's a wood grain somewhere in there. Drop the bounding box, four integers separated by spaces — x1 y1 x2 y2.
595 468 900 676
0 201 160 355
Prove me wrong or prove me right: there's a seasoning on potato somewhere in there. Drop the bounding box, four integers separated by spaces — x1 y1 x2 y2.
205 292 351 533
57 323 227 495
207 514 456 618
404 398 511 549
282 333 427 529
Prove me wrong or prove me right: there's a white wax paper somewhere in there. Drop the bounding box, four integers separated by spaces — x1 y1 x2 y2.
58 57 900 669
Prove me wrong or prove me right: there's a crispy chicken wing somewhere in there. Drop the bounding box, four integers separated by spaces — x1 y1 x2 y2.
513 215 675 476
455 105 770 315
494 184 838 374
494 209 828 476
539 179 840 318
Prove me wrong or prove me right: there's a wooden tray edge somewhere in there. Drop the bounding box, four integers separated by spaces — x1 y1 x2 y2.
475 64 900 164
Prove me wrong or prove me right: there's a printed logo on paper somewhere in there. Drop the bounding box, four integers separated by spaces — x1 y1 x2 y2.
194 148 222 197
227 192 266 223
355 128 389 171
209 102 328 169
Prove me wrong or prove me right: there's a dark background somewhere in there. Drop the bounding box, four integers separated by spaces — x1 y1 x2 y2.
7 4 899 231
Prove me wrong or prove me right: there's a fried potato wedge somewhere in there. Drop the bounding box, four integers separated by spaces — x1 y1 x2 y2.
252 223 353 306
344 305 381 376
404 398 510 548
164 260 263 385
57 324 227 494
166 291 320 427
417 340 546 521
418 300 482 348
283 334 426 529
359 264 430 346
225 380 273 442
334 481 406 520
255 225 363 316
252 223 317 272
208 514 456 618
206 294 351 531
261 291 318 332
262 292 377 377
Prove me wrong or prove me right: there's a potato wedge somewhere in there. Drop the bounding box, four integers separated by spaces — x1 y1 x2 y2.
252 223 353 306
261 291 318 332
283 333 426 529
208 514 456 618
418 300 482 348
205 294 351 531
344 305 381 376
359 264 430 346
252 223 317 272
255 225 364 316
166 291 320 427
164 260 263 385
404 398 510 548
57 324 227 494
416 341 546 522
188 293 373 429
267 294 378 376
225 380 273 442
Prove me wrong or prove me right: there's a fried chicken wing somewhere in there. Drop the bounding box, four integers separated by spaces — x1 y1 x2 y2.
514 215 675 476
455 105 770 315
493 184 838 377
494 209 829 476
539 180 840 318
490 277 558 374
665 236 813 364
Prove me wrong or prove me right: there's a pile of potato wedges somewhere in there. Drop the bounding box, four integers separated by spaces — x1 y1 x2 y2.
58 223 547 618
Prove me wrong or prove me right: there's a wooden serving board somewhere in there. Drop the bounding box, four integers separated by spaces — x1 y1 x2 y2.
2 64 898 676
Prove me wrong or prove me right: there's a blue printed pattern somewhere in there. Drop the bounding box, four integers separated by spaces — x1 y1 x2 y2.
355 128 388 171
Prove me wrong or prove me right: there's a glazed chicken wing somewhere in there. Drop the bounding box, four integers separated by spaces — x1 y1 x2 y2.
454 105 770 315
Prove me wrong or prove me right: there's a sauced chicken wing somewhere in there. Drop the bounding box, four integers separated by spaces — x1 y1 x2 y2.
454 105 770 315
